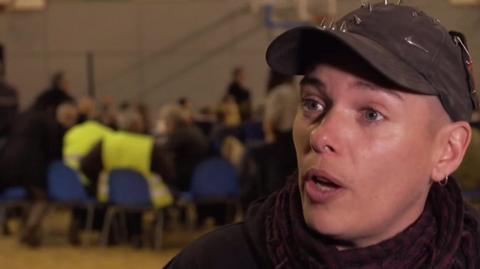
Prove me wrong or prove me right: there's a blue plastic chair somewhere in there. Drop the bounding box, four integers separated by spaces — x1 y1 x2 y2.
180 157 240 227
47 161 97 242
101 169 164 249
241 121 265 147
0 186 28 235
189 157 239 201
108 170 152 208
48 161 93 203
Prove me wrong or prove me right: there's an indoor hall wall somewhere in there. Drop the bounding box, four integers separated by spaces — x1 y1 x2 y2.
0 0 271 111
0 0 478 113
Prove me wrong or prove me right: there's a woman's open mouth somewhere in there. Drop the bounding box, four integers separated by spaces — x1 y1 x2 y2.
304 169 345 203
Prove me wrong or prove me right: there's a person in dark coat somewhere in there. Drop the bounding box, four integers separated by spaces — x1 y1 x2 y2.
239 70 298 211
0 103 78 246
239 137 296 212
165 3 480 268
225 66 252 122
0 67 19 148
160 104 209 193
32 71 74 112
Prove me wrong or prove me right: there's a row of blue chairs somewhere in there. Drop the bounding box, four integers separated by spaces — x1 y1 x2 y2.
0 156 240 248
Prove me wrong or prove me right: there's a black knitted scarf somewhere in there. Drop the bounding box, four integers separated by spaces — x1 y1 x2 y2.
245 178 480 268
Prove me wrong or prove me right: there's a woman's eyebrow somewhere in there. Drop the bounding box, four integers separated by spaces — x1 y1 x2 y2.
300 76 326 95
300 77 324 90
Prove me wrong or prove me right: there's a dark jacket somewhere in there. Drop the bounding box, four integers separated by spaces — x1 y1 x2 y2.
164 223 263 269
0 109 64 192
0 80 18 138
226 82 252 121
165 125 209 192
32 87 74 111
240 132 296 211
227 82 250 105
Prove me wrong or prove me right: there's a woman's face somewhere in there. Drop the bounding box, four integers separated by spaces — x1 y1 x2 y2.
293 61 446 248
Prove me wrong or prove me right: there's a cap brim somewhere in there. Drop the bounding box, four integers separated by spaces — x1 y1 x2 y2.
266 26 436 95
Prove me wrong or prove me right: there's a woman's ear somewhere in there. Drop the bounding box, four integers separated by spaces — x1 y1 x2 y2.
431 122 471 182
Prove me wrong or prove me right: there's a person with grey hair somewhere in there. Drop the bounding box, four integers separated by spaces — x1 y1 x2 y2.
166 2 480 268
160 104 210 193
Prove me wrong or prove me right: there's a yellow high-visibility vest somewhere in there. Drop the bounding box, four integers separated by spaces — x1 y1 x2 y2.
63 121 112 184
99 131 173 208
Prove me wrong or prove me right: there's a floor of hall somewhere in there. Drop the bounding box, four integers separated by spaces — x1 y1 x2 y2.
0 211 214 269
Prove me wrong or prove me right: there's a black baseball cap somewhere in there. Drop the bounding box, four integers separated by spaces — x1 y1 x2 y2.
266 2 478 121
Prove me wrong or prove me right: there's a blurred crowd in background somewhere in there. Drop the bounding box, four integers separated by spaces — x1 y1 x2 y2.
0 63 300 248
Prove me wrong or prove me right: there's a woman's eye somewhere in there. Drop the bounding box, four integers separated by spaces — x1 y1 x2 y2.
363 108 384 122
302 99 324 113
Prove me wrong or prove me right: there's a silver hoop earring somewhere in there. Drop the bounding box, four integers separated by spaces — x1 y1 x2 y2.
439 175 449 186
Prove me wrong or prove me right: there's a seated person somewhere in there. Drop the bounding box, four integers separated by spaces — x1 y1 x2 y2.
63 98 113 244
81 109 174 246
160 104 209 193
63 97 112 196
0 102 78 247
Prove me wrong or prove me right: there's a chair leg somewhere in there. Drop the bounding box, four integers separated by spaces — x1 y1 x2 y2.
153 210 164 250
186 203 196 230
0 206 6 235
84 205 95 245
165 207 178 230
112 214 122 244
101 208 116 246
85 205 95 232
119 210 128 244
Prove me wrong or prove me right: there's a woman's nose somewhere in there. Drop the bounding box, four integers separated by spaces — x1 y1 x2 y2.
309 111 345 154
